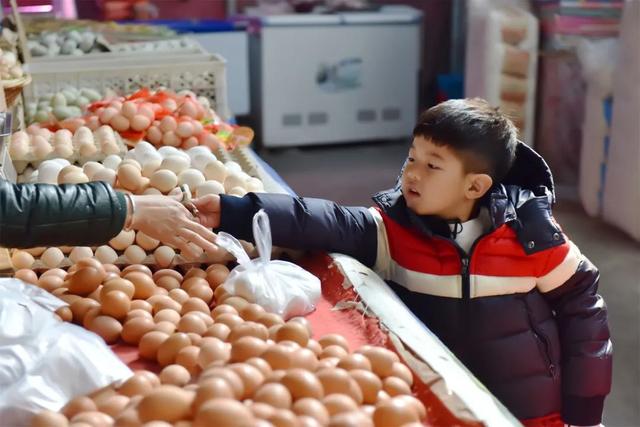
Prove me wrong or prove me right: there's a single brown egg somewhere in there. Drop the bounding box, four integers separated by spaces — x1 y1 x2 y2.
261 345 295 371
238 303 266 322
63 396 97 418
138 331 170 360
187 284 213 304
245 357 273 378
276 322 309 347
316 368 363 404
267 409 298 427
137 385 194 423
253 382 292 409
177 313 208 335
168 288 190 304
205 268 229 289
153 268 183 283
292 398 330 425
101 290 131 321
204 323 231 341
70 298 101 324
281 369 324 400
198 367 244 400
349 369 382 404
55 306 73 322
154 321 177 335
211 304 238 319
198 337 231 369
175 345 201 376
372 397 419 427
318 334 349 352
215 313 244 329
192 377 235 412
323 394 358 416
14 268 38 284
97 395 130 418
154 308 181 325
159 364 191 386
181 297 211 316
67 267 105 296
338 354 372 371
88 315 122 344
257 312 285 328
355 347 399 378
69 411 113 427
37 275 64 292
230 336 268 363
391 362 414 386
125 272 156 300
222 296 249 312
101 278 135 300
126 309 153 322
130 299 154 313
228 363 265 399
228 322 269 342
157 332 191 366
329 411 374 427
249 402 276 420
121 317 156 345
155 276 181 291
382 376 412 397
189 310 214 327
192 398 255 427
31 410 69 427
320 345 348 360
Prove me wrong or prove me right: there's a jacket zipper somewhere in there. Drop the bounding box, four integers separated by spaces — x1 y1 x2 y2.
524 299 557 378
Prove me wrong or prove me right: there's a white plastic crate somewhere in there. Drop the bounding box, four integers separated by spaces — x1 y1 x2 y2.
23 53 230 120
109 38 207 54
28 37 207 63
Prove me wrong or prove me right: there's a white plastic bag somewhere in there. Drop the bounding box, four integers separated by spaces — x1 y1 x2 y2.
217 210 321 319
0 278 132 427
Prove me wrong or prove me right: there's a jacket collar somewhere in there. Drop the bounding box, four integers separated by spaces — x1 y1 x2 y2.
372 143 564 254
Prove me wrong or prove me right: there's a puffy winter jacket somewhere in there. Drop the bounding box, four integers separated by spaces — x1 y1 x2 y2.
218 143 612 425
0 179 127 248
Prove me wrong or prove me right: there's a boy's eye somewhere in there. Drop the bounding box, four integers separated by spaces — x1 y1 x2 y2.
407 156 415 162
427 163 440 170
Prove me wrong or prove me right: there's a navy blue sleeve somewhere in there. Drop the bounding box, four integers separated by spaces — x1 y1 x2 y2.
219 193 378 267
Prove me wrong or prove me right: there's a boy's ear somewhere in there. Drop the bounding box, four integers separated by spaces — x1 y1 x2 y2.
465 173 493 200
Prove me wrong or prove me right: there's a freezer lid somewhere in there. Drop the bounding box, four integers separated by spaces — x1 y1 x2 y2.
260 5 421 27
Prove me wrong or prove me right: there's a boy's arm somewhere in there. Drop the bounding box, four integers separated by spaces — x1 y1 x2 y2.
218 193 379 267
536 237 612 427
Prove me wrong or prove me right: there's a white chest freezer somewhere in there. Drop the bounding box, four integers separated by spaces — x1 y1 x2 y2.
252 6 422 147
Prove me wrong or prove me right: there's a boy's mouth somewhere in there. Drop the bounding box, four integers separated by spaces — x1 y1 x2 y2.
406 188 420 197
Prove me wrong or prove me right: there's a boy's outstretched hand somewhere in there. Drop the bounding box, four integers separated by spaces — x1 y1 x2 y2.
192 194 222 229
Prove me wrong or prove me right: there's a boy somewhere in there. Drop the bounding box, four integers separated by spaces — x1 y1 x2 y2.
193 99 612 426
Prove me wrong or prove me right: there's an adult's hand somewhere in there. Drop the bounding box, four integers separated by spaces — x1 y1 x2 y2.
128 194 218 259
191 194 222 229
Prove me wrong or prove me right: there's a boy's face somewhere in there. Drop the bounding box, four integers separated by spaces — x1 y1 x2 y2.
401 136 476 219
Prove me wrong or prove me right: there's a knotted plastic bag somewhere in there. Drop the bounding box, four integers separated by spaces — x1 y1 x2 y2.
217 210 320 319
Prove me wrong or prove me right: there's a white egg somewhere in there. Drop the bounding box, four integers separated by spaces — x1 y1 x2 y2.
53 129 73 144
9 138 30 159
160 155 190 174
109 229 136 251
157 146 181 159
79 141 98 158
142 187 163 195
102 141 121 156
73 127 93 145
95 245 118 264
134 140 156 157
91 168 117 186
203 160 227 182
69 246 93 263
124 244 147 264
224 173 247 192
142 158 162 178
82 161 104 179
135 231 159 251
150 169 178 193
139 150 162 166
224 161 242 174
102 154 122 171
186 146 213 162
41 247 64 268
196 180 225 197
177 168 206 190
38 160 64 184
32 136 53 160
59 172 89 184
154 246 175 268
53 142 74 158
193 154 216 172
246 177 265 192
228 186 248 197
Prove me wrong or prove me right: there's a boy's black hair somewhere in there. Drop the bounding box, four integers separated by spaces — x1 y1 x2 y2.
412 98 518 183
